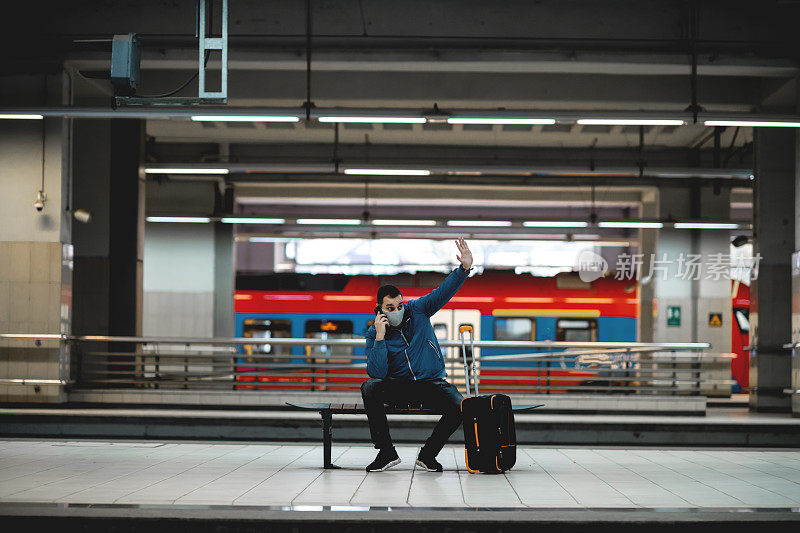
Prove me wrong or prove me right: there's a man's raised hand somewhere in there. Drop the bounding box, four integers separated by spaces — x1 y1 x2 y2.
455 237 473 270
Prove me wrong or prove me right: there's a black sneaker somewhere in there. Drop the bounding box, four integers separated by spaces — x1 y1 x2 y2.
366 447 401 472
415 452 443 472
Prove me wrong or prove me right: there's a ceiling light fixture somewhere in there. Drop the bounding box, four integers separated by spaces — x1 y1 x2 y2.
0 114 44 120
146 216 211 223
594 241 633 247
318 116 426 123
220 217 285 224
673 222 740 229
144 168 229 175
343 168 431 176
295 218 362 225
447 118 556 125
704 120 800 128
248 237 293 243
577 119 685 126
447 220 513 227
522 221 590 228
191 115 300 122
598 221 664 229
371 219 438 226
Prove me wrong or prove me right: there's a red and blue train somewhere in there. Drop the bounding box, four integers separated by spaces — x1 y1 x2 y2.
233 270 749 393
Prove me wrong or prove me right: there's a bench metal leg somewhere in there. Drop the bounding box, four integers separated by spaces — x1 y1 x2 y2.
321 410 340 469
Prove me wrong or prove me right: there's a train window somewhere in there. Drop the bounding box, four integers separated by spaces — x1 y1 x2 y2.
242 319 292 356
734 309 750 334
494 317 535 341
433 323 448 357
433 323 448 341
556 318 598 342
305 320 355 363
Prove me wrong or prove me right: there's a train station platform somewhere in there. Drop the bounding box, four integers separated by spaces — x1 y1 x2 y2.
2 403 800 447
0 439 799 531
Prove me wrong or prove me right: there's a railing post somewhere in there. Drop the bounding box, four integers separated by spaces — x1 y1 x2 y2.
671 350 677 396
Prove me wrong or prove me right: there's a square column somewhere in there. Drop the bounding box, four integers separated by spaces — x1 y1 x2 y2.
751 128 795 412
647 185 732 396
0 74 73 402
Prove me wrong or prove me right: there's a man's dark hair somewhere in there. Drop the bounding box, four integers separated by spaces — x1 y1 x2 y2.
377 284 402 305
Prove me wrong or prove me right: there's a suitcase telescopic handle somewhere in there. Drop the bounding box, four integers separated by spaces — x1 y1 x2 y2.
459 325 475 396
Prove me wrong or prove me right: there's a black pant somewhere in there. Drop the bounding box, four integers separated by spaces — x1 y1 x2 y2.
360 377 464 457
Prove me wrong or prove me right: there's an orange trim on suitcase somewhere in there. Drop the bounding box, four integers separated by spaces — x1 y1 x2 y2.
465 449 480 474
473 422 479 448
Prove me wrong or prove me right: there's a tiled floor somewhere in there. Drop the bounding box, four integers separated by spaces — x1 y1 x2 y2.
1 440 799 509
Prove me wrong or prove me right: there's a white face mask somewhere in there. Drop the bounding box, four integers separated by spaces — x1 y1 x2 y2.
382 307 404 327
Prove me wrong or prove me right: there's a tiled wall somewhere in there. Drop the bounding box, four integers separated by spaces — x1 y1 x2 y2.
142 291 214 338
0 241 71 402
0 242 62 334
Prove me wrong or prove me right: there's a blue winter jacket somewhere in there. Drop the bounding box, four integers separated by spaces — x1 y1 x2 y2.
364 266 469 381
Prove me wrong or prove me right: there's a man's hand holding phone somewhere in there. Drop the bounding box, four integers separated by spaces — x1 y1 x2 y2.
374 311 389 340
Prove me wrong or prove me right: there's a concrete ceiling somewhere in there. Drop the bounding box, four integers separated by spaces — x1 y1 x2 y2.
5 0 783 237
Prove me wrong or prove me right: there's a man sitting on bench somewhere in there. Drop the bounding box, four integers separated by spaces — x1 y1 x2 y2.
362 237 473 472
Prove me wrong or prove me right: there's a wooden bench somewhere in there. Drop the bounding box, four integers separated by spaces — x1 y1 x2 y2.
287 401 544 468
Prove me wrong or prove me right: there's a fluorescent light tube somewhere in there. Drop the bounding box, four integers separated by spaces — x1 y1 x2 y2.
447 220 512 227
371 219 438 226
595 241 633 247
318 116 426 123
598 221 664 229
248 237 293 242
704 120 800 128
144 168 229 175
343 169 431 176
146 216 210 223
191 115 299 122
0 114 44 120
447 118 556 125
523 221 589 228
673 222 739 229
295 219 362 225
577 119 685 126
220 217 285 224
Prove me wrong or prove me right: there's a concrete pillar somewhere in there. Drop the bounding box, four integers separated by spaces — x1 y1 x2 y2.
142 176 234 338
793 246 800 416
648 185 732 352
71 118 144 386
0 73 72 402
751 128 795 412
142 222 216 337
213 221 235 338
638 190 657 343
642 183 733 396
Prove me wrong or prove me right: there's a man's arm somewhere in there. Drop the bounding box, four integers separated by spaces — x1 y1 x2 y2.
416 237 473 317
365 331 389 378
415 266 469 317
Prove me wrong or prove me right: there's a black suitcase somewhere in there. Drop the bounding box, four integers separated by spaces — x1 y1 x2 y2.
459 325 517 474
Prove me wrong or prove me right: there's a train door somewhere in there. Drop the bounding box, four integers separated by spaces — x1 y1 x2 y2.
430 308 480 392
305 319 357 391
731 308 750 391
236 319 292 389
731 280 751 392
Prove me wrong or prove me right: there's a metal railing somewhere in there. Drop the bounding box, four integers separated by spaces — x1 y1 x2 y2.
0 334 733 396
